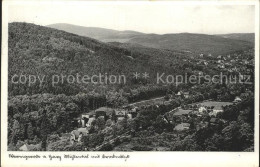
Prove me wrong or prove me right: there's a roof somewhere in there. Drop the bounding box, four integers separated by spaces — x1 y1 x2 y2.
115 110 126 116
174 123 190 130
181 123 190 127
87 117 95 124
19 143 41 151
71 128 88 137
19 144 29 151
210 118 218 123
95 107 114 114
82 111 95 116
173 109 192 116
213 106 223 110
77 128 89 135
234 96 242 101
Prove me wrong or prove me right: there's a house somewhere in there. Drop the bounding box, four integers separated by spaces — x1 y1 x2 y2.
128 107 138 118
210 106 224 116
115 109 127 118
176 91 182 96
209 118 219 125
80 111 95 127
233 96 242 103
183 92 190 98
127 114 133 119
198 106 207 113
194 71 203 76
95 107 114 114
95 107 114 119
174 123 190 131
170 109 191 123
75 128 89 136
244 60 249 64
115 109 127 121
217 60 223 64
86 117 95 128
218 64 225 69
70 128 88 143
82 111 95 119
19 143 41 151
232 66 238 72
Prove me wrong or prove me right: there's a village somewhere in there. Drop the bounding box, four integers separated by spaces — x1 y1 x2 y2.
186 49 254 78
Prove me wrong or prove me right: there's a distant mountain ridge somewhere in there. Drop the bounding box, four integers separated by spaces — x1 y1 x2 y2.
48 23 144 43
48 23 254 55
217 33 255 43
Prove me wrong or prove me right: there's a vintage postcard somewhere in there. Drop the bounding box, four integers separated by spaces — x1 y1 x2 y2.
1 0 259 166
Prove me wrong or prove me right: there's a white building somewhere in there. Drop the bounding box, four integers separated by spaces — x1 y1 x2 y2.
198 106 207 113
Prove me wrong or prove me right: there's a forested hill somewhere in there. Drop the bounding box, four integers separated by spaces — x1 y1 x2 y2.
8 22 190 96
48 23 253 55
127 33 253 55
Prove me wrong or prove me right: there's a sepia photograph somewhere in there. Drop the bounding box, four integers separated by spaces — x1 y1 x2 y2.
1 0 259 166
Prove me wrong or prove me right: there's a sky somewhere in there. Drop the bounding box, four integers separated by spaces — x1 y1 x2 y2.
8 2 255 34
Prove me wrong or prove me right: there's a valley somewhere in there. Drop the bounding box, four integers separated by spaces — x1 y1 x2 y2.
8 22 255 152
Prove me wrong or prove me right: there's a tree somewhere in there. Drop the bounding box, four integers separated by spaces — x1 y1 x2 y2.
204 133 224 151
118 118 128 130
171 135 201 151
47 138 72 151
95 117 106 131
153 115 169 133
27 122 34 140
87 133 105 148
111 110 117 122
221 121 241 151
40 112 51 151
105 119 113 127
239 123 253 150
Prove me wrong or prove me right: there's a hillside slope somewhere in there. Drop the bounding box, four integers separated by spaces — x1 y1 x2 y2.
8 22 190 96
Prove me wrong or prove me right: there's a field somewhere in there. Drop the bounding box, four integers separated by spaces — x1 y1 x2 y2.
196 101 233 107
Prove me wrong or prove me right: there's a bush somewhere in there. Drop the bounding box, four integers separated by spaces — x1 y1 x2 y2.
99 143 114 151
131 145 153 151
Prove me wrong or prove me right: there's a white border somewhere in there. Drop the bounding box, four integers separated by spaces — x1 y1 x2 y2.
1 1 259 167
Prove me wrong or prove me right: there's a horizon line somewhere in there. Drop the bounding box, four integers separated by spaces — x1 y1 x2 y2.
9 21 255 36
